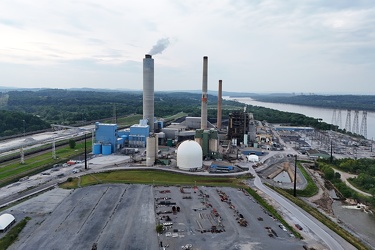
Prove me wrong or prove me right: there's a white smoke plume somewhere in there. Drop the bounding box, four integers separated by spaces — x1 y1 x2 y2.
149 38 170 55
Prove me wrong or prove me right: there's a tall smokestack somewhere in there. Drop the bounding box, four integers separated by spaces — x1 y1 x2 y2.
217 80 222 130
143 54 154 132
201 56 208 130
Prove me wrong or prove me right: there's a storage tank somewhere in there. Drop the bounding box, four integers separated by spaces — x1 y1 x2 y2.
177 140 203 170
102 144 112 155
93 143 102 155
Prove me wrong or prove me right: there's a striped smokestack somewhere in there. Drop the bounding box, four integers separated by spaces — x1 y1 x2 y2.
143 54 154 132
201 56 208 130
217 80 222 130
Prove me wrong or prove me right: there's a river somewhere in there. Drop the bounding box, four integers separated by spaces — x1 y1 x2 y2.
224 97 375 140
223 96 375 140
226 96 375 248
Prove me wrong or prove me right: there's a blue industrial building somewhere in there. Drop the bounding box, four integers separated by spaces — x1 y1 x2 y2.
94 119 153 155
94 122 118 154
128 123 149 147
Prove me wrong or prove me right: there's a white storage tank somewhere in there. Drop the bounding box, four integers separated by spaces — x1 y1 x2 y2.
177 140 203 170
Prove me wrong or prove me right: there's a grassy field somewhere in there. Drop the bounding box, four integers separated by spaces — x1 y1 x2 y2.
60 169 247 188
116 114 143 126
0 141 91 187
0 217 30 250
283 161 318 197
163 112 188 122
106 112 188 127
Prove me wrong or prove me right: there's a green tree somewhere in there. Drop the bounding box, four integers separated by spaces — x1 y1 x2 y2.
69 139 76 149
324 167 335 180
334 172 341 180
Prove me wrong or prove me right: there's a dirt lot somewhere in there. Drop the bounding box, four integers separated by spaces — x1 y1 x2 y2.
6 184 305 250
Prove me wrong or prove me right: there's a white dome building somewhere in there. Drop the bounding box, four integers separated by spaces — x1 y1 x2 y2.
177 140 203 170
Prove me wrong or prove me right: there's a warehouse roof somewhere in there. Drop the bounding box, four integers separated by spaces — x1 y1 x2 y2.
0 213 15 231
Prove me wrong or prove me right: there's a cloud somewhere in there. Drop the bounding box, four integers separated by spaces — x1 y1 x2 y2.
0 0 374 93
0 18 23 29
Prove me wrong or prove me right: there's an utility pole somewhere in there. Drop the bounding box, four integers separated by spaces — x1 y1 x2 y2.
84 132 88 170
294 154 297 197
371 138 373 153
92 128 95 153
330 140 333 163
20 147 24 164
22 119 26 137
52 137 56 159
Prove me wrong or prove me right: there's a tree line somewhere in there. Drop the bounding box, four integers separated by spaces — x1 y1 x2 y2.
252 94 375 112
318 158 375 206
0 89 343 137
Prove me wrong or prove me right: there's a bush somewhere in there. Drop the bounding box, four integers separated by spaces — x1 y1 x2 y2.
155 224 163 234
68 139 76 149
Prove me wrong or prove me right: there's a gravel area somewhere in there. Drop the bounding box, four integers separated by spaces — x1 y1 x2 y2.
155 185 304 250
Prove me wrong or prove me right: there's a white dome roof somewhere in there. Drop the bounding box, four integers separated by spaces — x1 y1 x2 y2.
177 140 202 170
247 154 259 162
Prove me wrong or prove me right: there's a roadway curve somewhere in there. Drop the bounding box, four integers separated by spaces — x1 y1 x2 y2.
248 167 347 250
333 168 372 197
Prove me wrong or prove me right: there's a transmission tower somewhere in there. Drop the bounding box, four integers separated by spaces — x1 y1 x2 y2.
352 110 359 134
345 110 351 132
332 109 337 125
360 111 367 138
337 110 342 128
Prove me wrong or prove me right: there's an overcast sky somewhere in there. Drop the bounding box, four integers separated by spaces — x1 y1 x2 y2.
1 0 374 94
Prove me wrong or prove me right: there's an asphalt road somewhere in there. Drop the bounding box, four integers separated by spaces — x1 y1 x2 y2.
248 166 352 250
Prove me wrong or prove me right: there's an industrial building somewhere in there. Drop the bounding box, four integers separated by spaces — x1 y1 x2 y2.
93 122 118 155
228 110 256 147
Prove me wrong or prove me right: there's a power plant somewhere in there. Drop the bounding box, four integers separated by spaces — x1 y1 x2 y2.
92 53 268 171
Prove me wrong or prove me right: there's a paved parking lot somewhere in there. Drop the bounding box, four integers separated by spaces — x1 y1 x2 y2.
6 184 305 250
9 184 158 250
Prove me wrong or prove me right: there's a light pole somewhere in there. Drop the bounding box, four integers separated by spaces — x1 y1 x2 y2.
294 154 297 197
84 132 88 170
22 119 26 137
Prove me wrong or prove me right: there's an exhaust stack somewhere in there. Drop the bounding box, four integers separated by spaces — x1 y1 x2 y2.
143 54 154 132
201 56 208 130
217 80 222 130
